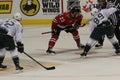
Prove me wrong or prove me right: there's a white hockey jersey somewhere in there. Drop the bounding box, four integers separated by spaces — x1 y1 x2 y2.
0 19 4 25
0 19 23 43
89 7 117 32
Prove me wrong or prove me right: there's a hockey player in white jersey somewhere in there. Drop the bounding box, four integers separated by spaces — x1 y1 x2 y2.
80 7 120 57
94 0 118 48
0 13 24 70
0 19 4 25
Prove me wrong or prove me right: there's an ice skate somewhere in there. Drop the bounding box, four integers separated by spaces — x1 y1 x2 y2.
95 43 103 48
46 49 56 55
115 49 120 55
0 64 7 68
77 44 85 49
80 52 87 58
16 66 23 70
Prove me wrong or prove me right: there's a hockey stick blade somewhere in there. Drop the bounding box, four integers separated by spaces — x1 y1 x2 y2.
45 66 55 70
23 52 55 70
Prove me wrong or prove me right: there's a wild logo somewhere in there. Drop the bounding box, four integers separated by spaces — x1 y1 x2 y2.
20 0 40 16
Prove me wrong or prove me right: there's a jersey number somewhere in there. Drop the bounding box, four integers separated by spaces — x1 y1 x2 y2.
93 13 104 24
60 17 65 22
59 14 65 22
4 20 15 28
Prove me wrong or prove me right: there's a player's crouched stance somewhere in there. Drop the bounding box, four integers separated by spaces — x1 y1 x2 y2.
0 13 24 70
46 6 85 55
80 7 120 57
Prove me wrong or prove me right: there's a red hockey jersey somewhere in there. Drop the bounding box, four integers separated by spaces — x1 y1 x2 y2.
52 11 83 29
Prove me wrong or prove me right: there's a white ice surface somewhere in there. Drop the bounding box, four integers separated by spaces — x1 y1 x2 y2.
1 25 120 80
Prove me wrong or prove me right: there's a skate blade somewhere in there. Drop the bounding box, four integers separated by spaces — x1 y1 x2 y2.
80 55 87 59
95 46 103 49
12 70 23 74
45 52 56 55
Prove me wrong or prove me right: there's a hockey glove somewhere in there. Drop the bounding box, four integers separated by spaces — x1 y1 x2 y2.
52 27 61 34
17 42 24 53
64 25 75 33
74 23 80 29
52 29 58 34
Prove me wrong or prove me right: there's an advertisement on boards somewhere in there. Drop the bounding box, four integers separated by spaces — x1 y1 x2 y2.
20 0 40 16
42 0 60 15
0 0 13 14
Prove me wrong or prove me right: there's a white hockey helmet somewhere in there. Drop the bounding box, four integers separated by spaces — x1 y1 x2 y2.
13 12 22 21
91 8 98 16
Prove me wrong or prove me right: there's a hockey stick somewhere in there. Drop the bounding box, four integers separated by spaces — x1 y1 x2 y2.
23 51 55 70
41 31 52 35
41 28 73 35
41 24 85 35
41 19 92 35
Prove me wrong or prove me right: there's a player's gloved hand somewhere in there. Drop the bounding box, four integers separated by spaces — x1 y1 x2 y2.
64 25 74 33
51 27 62 34
74 23 80 29
52 28 58 34
17 42 24 53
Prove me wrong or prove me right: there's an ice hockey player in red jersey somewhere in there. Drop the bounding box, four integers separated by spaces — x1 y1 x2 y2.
46 6 85 54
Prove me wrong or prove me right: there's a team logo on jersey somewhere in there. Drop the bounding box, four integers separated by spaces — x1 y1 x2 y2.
20 0 40 16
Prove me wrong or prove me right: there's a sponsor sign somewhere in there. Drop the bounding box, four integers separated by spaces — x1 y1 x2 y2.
20 0 40 16
42 0 60 15
0 0 12 14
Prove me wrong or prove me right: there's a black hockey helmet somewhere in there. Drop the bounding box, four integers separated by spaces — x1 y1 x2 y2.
97 0 106 2
97 0 107 9
71 6 81 14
